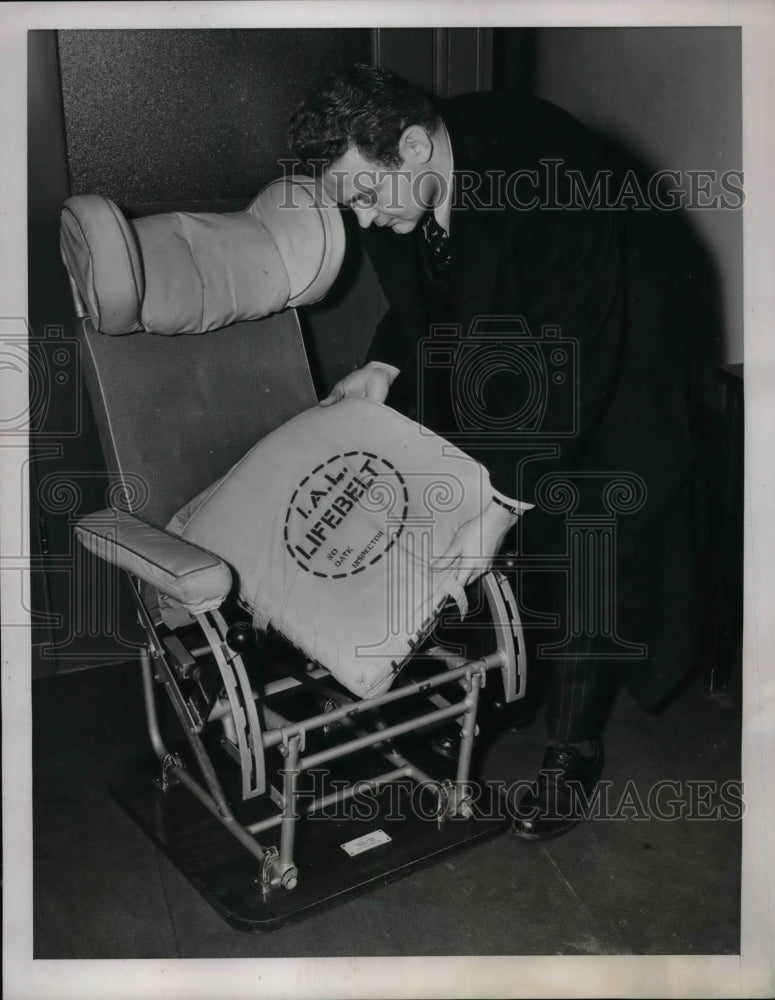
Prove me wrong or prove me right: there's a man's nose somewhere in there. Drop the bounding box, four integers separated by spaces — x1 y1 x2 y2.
353 204 377 228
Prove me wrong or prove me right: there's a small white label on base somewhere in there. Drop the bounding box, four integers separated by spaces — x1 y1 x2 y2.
340 829 392 857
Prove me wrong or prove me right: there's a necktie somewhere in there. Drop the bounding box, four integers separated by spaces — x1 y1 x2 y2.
421 212 452 278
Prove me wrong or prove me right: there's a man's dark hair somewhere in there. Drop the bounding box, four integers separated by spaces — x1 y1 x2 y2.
286 63 442 171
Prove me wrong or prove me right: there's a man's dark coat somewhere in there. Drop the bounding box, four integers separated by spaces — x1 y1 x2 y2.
360 91 705 711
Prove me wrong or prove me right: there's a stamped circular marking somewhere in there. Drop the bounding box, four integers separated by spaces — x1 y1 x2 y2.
283 451 409 578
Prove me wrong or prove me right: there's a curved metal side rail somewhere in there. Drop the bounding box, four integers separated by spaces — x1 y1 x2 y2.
129 576 268 867
128 576 242 822
480 570 527 704
198 610 267 799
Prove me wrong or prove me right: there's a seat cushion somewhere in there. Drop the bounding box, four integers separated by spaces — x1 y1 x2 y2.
168 398 497 698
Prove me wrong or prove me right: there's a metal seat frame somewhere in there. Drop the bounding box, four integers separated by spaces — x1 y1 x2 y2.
132 569 526 896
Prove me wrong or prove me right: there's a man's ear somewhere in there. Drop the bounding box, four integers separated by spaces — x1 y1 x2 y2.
399 125 433 165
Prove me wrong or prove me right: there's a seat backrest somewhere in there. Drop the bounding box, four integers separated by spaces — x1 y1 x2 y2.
61 178 343 527
78 311 317 527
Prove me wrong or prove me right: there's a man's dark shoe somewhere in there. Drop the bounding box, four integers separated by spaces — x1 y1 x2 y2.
511 741 604 841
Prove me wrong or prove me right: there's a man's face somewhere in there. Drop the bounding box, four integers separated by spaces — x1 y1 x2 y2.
322 139 435 234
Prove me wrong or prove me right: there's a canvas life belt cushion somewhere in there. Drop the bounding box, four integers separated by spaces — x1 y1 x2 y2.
168 398 497 699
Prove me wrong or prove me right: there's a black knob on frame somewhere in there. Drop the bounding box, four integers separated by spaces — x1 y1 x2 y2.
225 621 257 653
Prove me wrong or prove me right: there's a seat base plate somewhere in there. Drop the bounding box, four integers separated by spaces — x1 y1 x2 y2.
108 750 508 932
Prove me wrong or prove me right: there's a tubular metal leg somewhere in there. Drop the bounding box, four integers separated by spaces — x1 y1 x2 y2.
263 734 301 891
139 646 169 762
280 735 301 867
139 645 270 867
456 669 482 787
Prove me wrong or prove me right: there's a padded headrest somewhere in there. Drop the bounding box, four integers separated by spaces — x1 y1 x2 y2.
60 177 345 335
246 179 344 308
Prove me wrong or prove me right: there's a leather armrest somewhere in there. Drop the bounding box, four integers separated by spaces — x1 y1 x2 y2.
75 508 232 615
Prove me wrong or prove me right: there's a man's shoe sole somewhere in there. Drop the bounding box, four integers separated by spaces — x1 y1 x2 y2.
511 818 581 841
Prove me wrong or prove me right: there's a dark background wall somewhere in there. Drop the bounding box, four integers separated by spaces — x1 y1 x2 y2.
58 29 370 205
495 26 742 407
528 27 743 366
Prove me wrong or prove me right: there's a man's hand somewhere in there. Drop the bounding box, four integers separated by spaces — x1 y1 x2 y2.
433 500 520 590
319 361 400 406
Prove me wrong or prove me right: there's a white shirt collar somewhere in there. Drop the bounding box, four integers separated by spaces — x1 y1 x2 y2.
433 123 454 235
